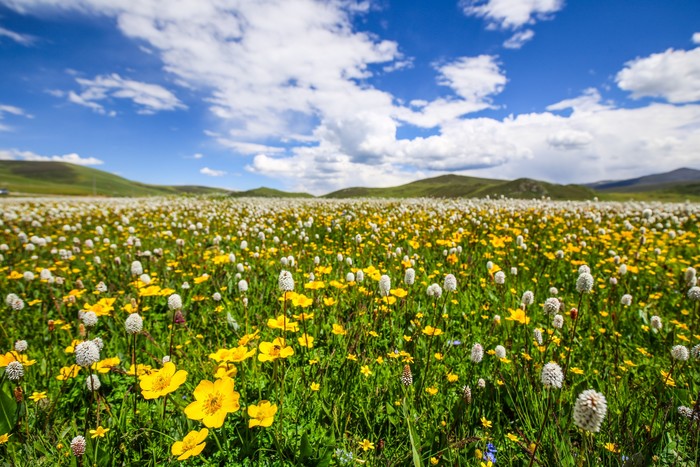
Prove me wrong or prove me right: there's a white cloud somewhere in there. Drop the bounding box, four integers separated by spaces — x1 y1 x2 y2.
693 32 700 45
503 29 535 49
0 104 32 131
460 0 563 29
615 45 700 103
67 73 186 115
546 88 612 113
193 153 203 159
0 25 36 45
546 129 593 150
0 148 104 165
200 167 226 177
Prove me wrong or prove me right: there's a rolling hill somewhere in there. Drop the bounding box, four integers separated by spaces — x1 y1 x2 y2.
586 167 700 201
229 187 314 198
0 161 229 197
324 174 595 200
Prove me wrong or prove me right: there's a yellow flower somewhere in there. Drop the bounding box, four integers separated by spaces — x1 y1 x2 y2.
298 333 314 349
248 400 278 428
360 365 372 377
359 439 375 451
391 288 408 298
171 428 208 461
139 362 187 400
92 356 121 374
0 433 10 444
291 294 313 308
310 382 320 391
266 315 299 332
604 442 618 453
506 433 519 442
570 367 584 375
238 330 260 346
425 386 438 396
505 308 530 325
89 426 109 438
332 323 347 335
56 364 81 381
430 457 439 465
422 326 443 336
29 391 47 402
446 373 458 383
481 417 492 429
322 297 337 306
258 338 294 362
185 377 241 428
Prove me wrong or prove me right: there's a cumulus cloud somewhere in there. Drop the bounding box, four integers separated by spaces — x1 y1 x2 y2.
67 73 186 115
200 167 226 177
0 148 104 165
0 25 36 45
460 0 563 29
615 44 700 103
503 29 535 49
693 32 700 45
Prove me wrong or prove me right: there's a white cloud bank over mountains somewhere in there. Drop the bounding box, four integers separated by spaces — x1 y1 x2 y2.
0 148 103 165
1 0 699 194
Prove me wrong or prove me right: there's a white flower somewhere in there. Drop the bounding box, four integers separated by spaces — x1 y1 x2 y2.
543 297 560 315
426 283 442 298
74 340 100 367
573 390 607 433
650 315 662 330
671 345 689 361
81 311 98 328
552 314 564 329
278 270 295 292
5 361 24 381
620 294 632 306
86 374 101 391
688 286 700 301
521 291 534 307
212 292 222 302
404 268 415 286
14 340 27 352
238 279 248 293
378 275 391 297
125 313 143 334
494 271 505 284
541 362 563 389
168 293 183 311
443 274 457 292
494 345 506 359
576 273 594 294
130 260 143 276
470 343 483 363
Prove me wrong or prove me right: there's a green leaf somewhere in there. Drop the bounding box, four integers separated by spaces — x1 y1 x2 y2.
403 397 422 467
299 432 313 461
0 383 18 434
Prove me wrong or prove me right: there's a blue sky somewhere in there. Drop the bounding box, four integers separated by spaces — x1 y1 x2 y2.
0 0 699 195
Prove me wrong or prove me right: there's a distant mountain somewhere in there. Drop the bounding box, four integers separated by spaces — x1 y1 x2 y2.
0 161 230 197
324 174 594 200
229 187 314 198
587 167 700 191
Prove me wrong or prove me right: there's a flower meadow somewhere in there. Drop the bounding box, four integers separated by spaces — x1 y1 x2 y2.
0 196 698 466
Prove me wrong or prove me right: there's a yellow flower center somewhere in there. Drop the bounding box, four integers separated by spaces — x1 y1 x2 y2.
152 374 171 391
203 392 223 415
270 345 281 357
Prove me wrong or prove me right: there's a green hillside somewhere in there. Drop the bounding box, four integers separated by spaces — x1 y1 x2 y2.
229 187 314 198
0 161 229 196
324 174 594 200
